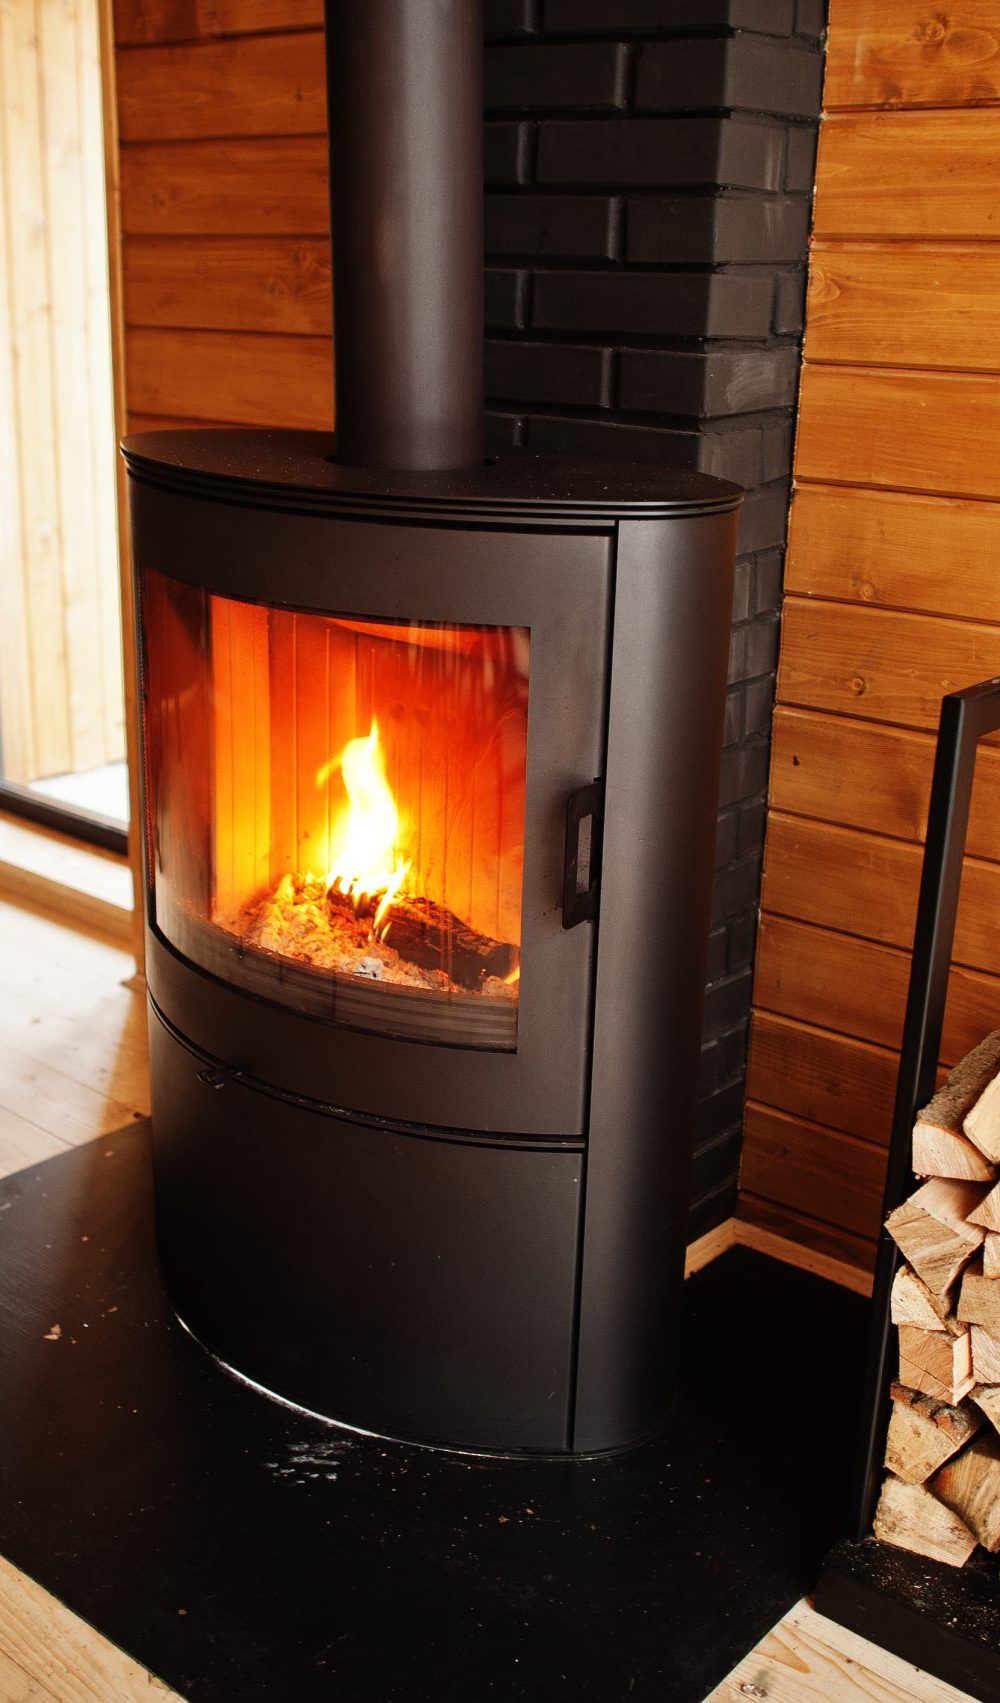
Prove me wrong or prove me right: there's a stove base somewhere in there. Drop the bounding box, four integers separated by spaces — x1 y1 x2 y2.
149 1002 594 1454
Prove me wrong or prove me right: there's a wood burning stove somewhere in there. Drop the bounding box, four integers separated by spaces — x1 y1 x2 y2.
123 0 741 1455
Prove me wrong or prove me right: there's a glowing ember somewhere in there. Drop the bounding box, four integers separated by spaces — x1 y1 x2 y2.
318 719 409 931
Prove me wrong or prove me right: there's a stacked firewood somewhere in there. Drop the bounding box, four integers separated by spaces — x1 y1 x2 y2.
875 1030 1000 1567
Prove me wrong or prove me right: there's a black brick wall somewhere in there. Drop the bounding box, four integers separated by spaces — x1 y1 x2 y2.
483 0 826 1240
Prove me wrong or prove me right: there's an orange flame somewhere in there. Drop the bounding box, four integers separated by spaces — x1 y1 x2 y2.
317 719 409 930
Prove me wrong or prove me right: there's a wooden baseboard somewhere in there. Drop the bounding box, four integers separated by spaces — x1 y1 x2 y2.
684 1217 736 1277
0 811 134 946
733 1219 875 1298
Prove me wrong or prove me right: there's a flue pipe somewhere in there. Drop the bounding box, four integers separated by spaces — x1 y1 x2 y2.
325 0 485 471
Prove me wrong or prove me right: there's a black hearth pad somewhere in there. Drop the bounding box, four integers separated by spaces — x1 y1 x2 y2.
816 1538 1000 1703
1 1126 865 1703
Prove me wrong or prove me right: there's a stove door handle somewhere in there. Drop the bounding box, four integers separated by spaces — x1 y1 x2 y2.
562 779 604 929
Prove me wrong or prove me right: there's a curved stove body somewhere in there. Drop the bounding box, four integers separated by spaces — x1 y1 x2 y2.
125 431 740 1455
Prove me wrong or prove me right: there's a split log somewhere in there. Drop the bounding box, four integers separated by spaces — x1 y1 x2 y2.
958 1261 1000 1335
890 1264 954 1333
984 1233 1000 1280
965 1069 1000 1164
874 1474 978 1567
913 1120 996 1183
885 1178 988 1299
971 1325 1000 1386
932 1433 1000 1552
885 1384 983 1484
968 1181 1000 1234
917 1028 1000 1164
898 1323 974 1404
972 1385 1000 1438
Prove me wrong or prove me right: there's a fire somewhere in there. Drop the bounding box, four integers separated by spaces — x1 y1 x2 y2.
317 719 409 931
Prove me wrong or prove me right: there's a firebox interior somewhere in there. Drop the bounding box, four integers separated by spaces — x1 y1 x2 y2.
142 567 528 1049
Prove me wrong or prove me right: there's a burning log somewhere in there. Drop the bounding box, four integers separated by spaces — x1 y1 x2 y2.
326 884 517 991
377 896 518 991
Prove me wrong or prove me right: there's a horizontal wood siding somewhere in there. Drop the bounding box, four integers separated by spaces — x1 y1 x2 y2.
114 9 332 432
743 0 1000 1272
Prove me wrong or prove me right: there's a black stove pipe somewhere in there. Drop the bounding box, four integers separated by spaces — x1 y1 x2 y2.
324 0 484 472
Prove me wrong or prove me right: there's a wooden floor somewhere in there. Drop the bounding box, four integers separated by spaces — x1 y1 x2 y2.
0 889 976 1703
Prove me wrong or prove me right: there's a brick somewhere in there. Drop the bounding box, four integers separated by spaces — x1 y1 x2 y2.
710 853 762 925
724 685 744 745
697 1082 746 1142
738 797 767 857
715 807 739 871
705 927 728 987
532 270 774 337
728 613 780 684
485 338 613 406
703 966 754 1027
726 910 758 973
619 345 800 416
795 0 826 38
484 411 526 452
690 1131 742 1212
523 413 760 484
761 417 793 482
627 193 810 265
485 0 540 37
537 116 785 192
637 38 824 120
687 1178 739 1241
743 673 775 735
485 268 528 329
785 123 818 191
485 41 627 111
700 1021 749 1094
545 1 796 35
774 268 806 334
731 559 752 624
753 549 783 614
718 736 769 806
737 478 789 552
484 121 532 185
485 193 620 259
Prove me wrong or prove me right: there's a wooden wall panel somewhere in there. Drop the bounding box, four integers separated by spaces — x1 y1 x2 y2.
787 485 1000 623
117 33 325 141
813 111 1000 238
742 1103 886 1242
762 813 1000 968
806 243 1000 370
744 0 1000 1275
115 12 331 437
114 0 321 47
769 708 1000 862
749 1013 897 1145
776 599 1000 738
124 236 331 334
824 3 1000 112
795 366 1000 498
120 136 328 234
125 326 330 425
755 914 1000 1067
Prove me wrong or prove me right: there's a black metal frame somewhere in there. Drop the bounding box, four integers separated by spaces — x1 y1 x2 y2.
851 673 1000 1539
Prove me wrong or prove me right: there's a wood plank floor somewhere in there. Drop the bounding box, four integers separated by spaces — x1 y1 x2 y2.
0 893 977 1703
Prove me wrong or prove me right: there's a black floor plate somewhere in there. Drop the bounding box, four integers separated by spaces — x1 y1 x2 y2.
1 1125 866 1703
816 1537 1000 1703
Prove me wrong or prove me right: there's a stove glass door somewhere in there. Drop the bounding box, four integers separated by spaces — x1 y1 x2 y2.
142 570 528 1050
